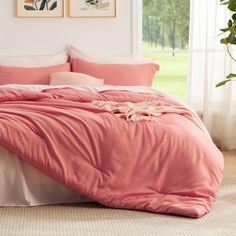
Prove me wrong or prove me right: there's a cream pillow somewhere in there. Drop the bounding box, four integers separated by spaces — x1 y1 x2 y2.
69 46 154 64
0 51 69 67
50 72 104 86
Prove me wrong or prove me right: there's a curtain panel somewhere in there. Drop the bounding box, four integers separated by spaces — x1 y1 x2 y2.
188 0 236 150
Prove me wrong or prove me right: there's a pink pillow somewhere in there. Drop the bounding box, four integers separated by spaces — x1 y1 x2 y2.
50 72 104 86
0 63 71 85
71 58 159 86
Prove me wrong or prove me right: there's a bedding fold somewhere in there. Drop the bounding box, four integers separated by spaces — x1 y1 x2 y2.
93 100 191 121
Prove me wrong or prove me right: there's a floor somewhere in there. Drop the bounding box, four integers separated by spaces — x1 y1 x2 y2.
0 151 235 236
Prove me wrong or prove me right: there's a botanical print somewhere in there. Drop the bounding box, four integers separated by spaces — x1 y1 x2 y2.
69 0 116 18
80 0 110 11
24 0 58 11
17 0 63 17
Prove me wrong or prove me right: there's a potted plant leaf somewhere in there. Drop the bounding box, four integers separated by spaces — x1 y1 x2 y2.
216 0 236 87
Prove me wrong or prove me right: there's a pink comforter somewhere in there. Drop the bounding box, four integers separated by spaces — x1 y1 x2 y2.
0 87 224 218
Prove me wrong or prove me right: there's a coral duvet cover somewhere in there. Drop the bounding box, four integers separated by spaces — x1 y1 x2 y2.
0 85 223 218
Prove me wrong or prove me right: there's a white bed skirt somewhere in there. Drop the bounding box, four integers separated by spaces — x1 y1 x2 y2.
0 145 91 206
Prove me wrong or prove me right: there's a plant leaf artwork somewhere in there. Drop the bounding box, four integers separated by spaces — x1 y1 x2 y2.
80 0 110 11
69 0 116 18
24 0 58 11
17 0 63 17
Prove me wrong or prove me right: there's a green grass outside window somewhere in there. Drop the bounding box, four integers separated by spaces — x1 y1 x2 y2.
143 52 188 101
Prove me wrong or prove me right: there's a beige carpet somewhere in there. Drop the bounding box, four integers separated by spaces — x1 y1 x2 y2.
0 151 235 236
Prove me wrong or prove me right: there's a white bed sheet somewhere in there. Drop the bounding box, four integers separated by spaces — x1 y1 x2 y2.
0 84 206 206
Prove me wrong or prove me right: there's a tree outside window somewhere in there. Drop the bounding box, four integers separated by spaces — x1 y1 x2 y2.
143 0 190 100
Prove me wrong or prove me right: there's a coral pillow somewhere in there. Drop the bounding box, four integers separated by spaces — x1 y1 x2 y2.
71 58 159 86
50 72 104 86
0 63 71 85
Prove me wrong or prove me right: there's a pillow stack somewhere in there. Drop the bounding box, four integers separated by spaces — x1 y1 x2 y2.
0 52 70 85
69 46 159 87
0 46 159 86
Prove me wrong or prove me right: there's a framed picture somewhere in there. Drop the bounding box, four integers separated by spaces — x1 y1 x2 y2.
69 0 116 18
17 0 64 18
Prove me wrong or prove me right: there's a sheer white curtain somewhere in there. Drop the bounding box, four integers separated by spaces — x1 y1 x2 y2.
188 0 236 150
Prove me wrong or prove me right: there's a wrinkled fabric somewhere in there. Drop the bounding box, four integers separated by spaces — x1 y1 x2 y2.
0 88 224 218
93 100 191 122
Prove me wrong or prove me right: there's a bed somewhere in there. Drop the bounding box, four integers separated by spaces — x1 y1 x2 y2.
0 85 223 218
0 48 224 218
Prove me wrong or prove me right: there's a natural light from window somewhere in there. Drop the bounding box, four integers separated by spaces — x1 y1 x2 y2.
143 0 190 101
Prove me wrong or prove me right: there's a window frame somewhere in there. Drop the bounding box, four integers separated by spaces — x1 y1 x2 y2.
130 0 143 58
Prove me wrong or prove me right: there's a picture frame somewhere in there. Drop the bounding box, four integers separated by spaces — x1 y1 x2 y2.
68 0 116 18
16 0 64 18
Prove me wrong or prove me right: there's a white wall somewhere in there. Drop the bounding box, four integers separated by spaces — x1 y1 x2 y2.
0 0 134 57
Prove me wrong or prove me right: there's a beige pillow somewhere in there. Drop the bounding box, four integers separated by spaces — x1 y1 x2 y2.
69 46 154 64
0 51 69 67
50 72 104 86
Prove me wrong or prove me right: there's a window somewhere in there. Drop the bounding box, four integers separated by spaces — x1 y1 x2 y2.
142 0 190 101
